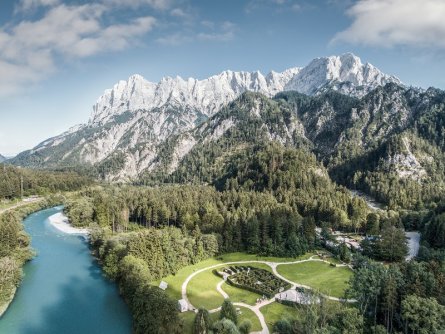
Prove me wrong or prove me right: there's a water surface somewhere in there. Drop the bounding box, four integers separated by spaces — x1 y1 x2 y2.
0 207 132 334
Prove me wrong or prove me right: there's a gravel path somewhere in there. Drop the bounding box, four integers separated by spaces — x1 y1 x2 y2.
0 197 42 215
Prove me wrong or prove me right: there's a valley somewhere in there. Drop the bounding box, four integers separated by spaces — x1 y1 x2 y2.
1 53 445 334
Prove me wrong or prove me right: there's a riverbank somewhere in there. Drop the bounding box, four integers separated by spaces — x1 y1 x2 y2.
48 212 89 235
0 198 45 319
0 197 43 215
0 288 16 318
0 207 132 333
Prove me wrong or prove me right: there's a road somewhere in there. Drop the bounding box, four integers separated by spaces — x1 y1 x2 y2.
0 197 42 215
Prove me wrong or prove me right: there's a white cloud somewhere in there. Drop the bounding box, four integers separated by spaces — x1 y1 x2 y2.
157 20 237 45
333 0 445 48
0 3 156 96
15 0 60 13
170 8 189 18
246 0 304 14
156 32 191 45
101 0 172 10
197 21 236 42
291 3 301 11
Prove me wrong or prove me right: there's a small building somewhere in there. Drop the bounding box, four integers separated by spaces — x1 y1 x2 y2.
177 299 188 313
159 281 168 291
276 289 319 305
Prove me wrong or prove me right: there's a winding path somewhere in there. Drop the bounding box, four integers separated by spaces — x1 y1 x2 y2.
0 197 42 215
181 256 356 334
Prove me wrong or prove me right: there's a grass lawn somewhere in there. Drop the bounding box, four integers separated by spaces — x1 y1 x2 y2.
152 252 314 302
276 261 352 298
180 306 262 334
188 263 273 309
222 282 260 306
237 307 262 331
260 302 304 332
188 269 225 310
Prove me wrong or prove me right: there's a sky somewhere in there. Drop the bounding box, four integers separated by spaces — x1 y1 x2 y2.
1 0 445 156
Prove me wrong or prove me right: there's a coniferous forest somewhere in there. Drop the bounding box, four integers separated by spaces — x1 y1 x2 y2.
2 88 445 334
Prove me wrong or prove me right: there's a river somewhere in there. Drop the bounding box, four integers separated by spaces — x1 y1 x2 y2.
0 206 132 334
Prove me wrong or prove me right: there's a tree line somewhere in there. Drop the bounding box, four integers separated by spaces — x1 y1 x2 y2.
0 164 93 200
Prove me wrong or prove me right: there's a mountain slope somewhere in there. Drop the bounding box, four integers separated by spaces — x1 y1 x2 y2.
0 154 6 163
148 86 445 210
11 53 400 180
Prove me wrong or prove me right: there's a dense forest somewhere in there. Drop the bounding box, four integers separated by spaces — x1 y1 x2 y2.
136 87 445 212
4 142 444 333
3 86 445 333
0 164 92 200
0 195 64 310
0 164 91 312
61 140 445 333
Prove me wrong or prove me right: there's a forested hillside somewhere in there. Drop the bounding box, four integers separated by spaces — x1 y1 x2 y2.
0 195 65 313
9 83 445 212
5 79 445 333
142 86 445 211
0 164 93 200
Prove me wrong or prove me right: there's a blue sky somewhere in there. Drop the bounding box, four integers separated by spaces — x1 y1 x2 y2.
1 0 445 155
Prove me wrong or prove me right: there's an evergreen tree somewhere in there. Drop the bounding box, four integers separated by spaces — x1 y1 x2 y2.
193 308 211 334
401 295 445 334
220 300 238 325
212 319 240 334
238 320 252 334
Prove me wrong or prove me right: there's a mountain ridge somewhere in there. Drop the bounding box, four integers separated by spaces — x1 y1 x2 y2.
90 52 400 125
10 53 402 181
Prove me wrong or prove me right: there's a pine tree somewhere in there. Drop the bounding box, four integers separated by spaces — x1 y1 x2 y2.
220 300 238 325
193 308 211 334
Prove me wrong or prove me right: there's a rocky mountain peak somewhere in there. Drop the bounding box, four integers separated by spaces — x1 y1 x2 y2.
89 53 399 126
11 53 411 181
285 53 401 96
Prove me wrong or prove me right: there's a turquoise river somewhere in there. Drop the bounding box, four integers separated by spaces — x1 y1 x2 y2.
0 207 132 334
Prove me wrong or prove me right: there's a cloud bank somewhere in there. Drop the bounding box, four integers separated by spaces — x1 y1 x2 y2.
0 1 158 96
333 0 445 48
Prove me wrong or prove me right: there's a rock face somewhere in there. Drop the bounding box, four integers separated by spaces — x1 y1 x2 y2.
11 53 404 180
285 53 400 96
89 68 301 126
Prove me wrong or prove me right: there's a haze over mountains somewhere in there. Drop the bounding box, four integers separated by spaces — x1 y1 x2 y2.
11 53 403 178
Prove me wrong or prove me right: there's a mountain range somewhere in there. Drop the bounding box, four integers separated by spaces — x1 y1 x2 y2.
10 53 445 209
11 54 399 175
0 154 6 163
